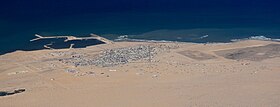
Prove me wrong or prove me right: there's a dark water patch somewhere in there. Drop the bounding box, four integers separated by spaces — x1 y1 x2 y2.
0 92 9 96
0 38 105 55
0 88 25 97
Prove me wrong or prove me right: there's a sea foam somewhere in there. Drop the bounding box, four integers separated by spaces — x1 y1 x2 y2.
231 36 280 42
114 35 177 43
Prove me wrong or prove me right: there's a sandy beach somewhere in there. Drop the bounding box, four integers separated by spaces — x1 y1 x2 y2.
0 40 280 107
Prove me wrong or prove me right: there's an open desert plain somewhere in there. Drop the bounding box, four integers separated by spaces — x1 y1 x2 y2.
0 40 280 107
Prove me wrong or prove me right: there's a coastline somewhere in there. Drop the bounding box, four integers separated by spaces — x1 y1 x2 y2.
114 34 280 43
1 35 279 56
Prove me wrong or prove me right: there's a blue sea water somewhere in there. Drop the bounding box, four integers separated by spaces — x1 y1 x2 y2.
0 0 280 55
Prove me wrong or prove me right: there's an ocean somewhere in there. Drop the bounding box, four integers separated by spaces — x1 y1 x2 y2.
0 0 280 55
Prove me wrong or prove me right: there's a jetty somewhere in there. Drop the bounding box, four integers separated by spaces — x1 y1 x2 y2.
30 34 113 44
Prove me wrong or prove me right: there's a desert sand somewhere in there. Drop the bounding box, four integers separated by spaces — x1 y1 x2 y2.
0 40 280 107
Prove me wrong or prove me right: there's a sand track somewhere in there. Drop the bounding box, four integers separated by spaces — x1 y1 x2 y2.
215 44 280 61
178 50 217 60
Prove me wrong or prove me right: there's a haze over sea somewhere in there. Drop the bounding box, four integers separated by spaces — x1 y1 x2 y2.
0 0 280 54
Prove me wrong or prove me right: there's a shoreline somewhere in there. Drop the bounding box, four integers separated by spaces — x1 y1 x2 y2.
114 35 280 43
1 33 279 55
1 38 279 56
